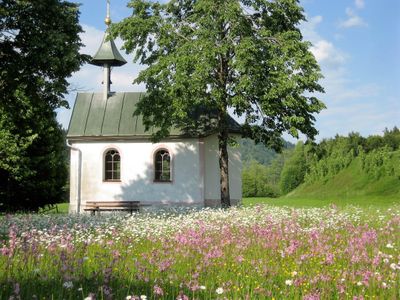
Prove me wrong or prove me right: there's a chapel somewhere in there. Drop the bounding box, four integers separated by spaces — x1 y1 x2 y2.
66 2 242 213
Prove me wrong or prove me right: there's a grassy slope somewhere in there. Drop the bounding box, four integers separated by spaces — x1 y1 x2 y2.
244 154 400 208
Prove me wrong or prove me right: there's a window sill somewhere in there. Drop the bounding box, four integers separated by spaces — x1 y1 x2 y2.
103 180 121 183
153 180 173 183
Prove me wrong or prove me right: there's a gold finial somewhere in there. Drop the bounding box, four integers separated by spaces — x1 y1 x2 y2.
105 0 111 26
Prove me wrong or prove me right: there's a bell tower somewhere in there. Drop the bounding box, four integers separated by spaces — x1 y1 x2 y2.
90 0 127 100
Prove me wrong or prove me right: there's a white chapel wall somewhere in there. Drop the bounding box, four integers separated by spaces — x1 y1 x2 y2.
69 139 203 213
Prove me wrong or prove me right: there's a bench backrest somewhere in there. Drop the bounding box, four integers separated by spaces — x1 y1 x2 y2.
85 201 140 208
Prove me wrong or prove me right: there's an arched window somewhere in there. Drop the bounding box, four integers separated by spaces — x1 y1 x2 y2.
104 149 121 181
154 149 171 182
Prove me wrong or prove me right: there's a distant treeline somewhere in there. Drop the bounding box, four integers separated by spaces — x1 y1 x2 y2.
241 127 400 197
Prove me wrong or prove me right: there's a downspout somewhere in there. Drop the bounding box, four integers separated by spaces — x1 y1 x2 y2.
66 139 82 214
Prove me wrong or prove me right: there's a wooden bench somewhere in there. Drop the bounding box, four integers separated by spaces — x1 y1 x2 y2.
84 201 143 215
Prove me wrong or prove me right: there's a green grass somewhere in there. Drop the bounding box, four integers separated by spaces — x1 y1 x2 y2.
55 202 69 213
242 196 400 208
38 202 69 214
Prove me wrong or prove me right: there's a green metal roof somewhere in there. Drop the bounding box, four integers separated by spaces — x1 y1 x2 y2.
90 31 127 67
67 92 241 139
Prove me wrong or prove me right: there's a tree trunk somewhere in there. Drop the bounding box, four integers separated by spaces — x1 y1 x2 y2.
218 119 231 208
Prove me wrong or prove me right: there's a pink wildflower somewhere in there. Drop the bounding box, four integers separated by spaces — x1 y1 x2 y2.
303 291 320 300
153 285 164 296
176 291 189 300
236 255 244 263
1 246 10 256
325 253 334 265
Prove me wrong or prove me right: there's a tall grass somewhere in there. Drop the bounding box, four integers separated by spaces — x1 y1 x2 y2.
1 205 399 299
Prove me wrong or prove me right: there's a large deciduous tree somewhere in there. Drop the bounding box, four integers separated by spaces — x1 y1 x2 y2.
0 0 88 211
113 0 325 207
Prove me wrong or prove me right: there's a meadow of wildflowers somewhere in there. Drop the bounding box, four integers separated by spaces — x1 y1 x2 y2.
0 205 399 299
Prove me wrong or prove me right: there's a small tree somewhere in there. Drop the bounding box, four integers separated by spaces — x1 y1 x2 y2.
113 0 325 207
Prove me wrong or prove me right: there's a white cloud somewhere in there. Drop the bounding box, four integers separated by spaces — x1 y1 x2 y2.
80 24 104 56
298 13 397 141
317 96 400 139
310 40 347 66
301 15 323 42
339 8 368 28
355 0 365 9
301 16 347 68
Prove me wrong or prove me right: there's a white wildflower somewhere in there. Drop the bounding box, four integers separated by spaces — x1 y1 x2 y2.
200 285 206 290
383 258 389 264
285 279 293 286
216 287 224 294
63 281 73 289
140 295 147 300
357 281 363 286
386 243 394 249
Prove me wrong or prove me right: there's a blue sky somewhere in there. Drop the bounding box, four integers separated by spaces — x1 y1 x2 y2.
59 0 400 141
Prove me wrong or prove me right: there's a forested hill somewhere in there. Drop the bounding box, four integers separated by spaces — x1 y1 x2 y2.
240 127 400 200
239 138 294 166
282 127 400 200
287 151 400 201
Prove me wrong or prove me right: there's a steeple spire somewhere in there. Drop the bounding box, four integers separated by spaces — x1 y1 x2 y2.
90 0 127 100
105 0 111 26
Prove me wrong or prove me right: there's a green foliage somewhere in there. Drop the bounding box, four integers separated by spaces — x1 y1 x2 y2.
0 0 88 211
305 136 356 183
360 147 400 180
239 138 294 166
288 153 400 201
279 142 308 194
113 0 325 205
285 128 400 201
240 139 278 166
242 160 279 197
382 126 400 150
1 0 89 109
242 128 400 199
302 128 400 185
364 127 400 152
